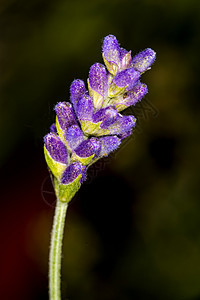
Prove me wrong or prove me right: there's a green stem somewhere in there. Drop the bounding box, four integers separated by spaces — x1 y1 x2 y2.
49 200 68 300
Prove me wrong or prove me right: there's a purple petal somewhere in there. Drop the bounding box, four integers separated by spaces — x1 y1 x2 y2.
102 35 121 72
70 79 86 110
50 123 57 134
55 102 77 132
118 129 133 140
109 115 136 135
113 68 140 91
92 106 118 129
132 48 156 73
99 135 121 157
102 34 120 75
74 137 101 158
44 133 68 163
76 94 94 121
61 162 86 184
116 82 148 110
120 47 128 58
89 63 108 98
65 125 84 150
125 82 148 105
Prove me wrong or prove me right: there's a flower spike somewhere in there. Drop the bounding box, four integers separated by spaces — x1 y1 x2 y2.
44 34 156 204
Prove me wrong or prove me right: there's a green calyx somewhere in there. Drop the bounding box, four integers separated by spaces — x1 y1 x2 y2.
102 53 118 76
81 120 110 136
88 79 104 110
108 82 127 98
44 146 66 179
113 102 127 112
56 117 65 144
54 175 82 203
71 152 95 165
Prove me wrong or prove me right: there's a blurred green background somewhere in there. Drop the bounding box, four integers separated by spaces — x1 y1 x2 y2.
0 0 200 299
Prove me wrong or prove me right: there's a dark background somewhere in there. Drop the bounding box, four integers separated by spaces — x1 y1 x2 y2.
0 0 200 299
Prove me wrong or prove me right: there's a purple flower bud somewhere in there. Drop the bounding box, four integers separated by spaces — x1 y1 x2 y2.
76 94 94 121
70 79 86 110
74 137 101 158
132 48 156 73
99 135 121 157
44 133 68 164
109 115 136 135
55 102 77 133
61 162 86 184
127 82 148 103
113 68 140 92
92 106 118 129
65 125 84 150
125 82 148 105
50 123 57 133
102 34 121 75
114 82 148 111
88 63 108 109
118 129 133 140
89 63 108 96
103 34 121 64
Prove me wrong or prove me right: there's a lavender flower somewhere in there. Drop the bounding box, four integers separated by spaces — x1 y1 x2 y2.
102 34 121 75
44 34 156 203
70 79 86 110
55 102 77 132
88 63 108 109
132 48 156 73
98 135 121 157
44 133 69 179
65 125 84 151
61 162 86 185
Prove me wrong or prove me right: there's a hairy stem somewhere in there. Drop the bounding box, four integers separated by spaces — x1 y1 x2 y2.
49 200 68 300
